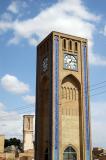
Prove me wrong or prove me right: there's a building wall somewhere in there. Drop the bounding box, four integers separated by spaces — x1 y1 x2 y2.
35 31 92 160
57 33 87 160
61 78 80 159
19 150 34 160
0 153 15 160
24 133 33 151
23 115 34 151
0 135 5 153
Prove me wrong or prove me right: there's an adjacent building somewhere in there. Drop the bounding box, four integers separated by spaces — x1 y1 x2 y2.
0 135 4 153
23 115 34 151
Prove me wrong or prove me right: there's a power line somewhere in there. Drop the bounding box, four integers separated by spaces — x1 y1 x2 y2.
0 109 35 120
8 103 35 111
61 89 106 105
2 79 106 119
91 90 106 97
3 79 106 111
8 105 35 112
1 85 106 127
5 80 105 112
90 84 106 92
1 87 105 120
59 78 106 99
1 80 106 133
90 80 106 88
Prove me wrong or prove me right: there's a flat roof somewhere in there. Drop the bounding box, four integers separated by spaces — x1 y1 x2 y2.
37 31 87 47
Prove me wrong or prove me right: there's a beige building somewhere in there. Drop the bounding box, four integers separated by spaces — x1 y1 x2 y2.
19 149 34 160
0 153 15 160
23 115 34 151
35 31 92 160
0 135 4 153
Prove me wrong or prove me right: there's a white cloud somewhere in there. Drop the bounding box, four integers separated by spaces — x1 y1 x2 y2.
7 1 19 14
23 95 35 104
1 74 29 94
7 35 20 45
29 38 38 46
0 101 35 139
88 41 106 66
0 12 13 21
0 102 6 110
0 21 12 32
90 54 106 66
0 0 105 65
0 101 22 138
7 0 28 15
91 101 106 148
102 25 106 36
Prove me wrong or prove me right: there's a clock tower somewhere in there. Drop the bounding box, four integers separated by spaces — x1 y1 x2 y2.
35 31 92 160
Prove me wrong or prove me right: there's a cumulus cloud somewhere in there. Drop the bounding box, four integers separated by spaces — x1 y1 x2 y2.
3 0 97 40
0 101 35 138
91 101 106 148
7 35 20 45
102 25 106 36
90 54 106 66
29 38 38 46
0 12 13 21
0 101 22 138
87 41 106 66
0 102 6 110
1 74 29 94
7 1 19 14
0 0 105 65
7 0 28 15
23 95 35 104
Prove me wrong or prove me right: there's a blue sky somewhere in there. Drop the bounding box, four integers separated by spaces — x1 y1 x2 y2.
0 0 106 147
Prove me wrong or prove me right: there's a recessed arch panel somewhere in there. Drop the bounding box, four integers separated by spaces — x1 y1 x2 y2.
61 74 81 88
61 74 81 160
61 74 81 102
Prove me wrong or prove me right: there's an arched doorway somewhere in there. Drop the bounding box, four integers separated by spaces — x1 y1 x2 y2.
63 146 77 160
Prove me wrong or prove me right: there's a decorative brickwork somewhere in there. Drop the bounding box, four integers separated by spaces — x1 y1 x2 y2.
35 31 92 160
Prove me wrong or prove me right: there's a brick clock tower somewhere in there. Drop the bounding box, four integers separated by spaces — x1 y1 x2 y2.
35 31 92 160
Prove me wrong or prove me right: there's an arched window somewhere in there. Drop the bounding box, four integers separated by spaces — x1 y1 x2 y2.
63 39 66 50
27 117 30 130
45 148 48 160
75 42 78 52
63 146 77 160
69 40 72 51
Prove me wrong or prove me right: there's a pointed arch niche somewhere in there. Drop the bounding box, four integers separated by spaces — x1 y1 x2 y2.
61 75 81 159
61 75 80 115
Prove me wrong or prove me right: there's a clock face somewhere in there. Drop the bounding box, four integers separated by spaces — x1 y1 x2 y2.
42 57 48 72
64 53 78 71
